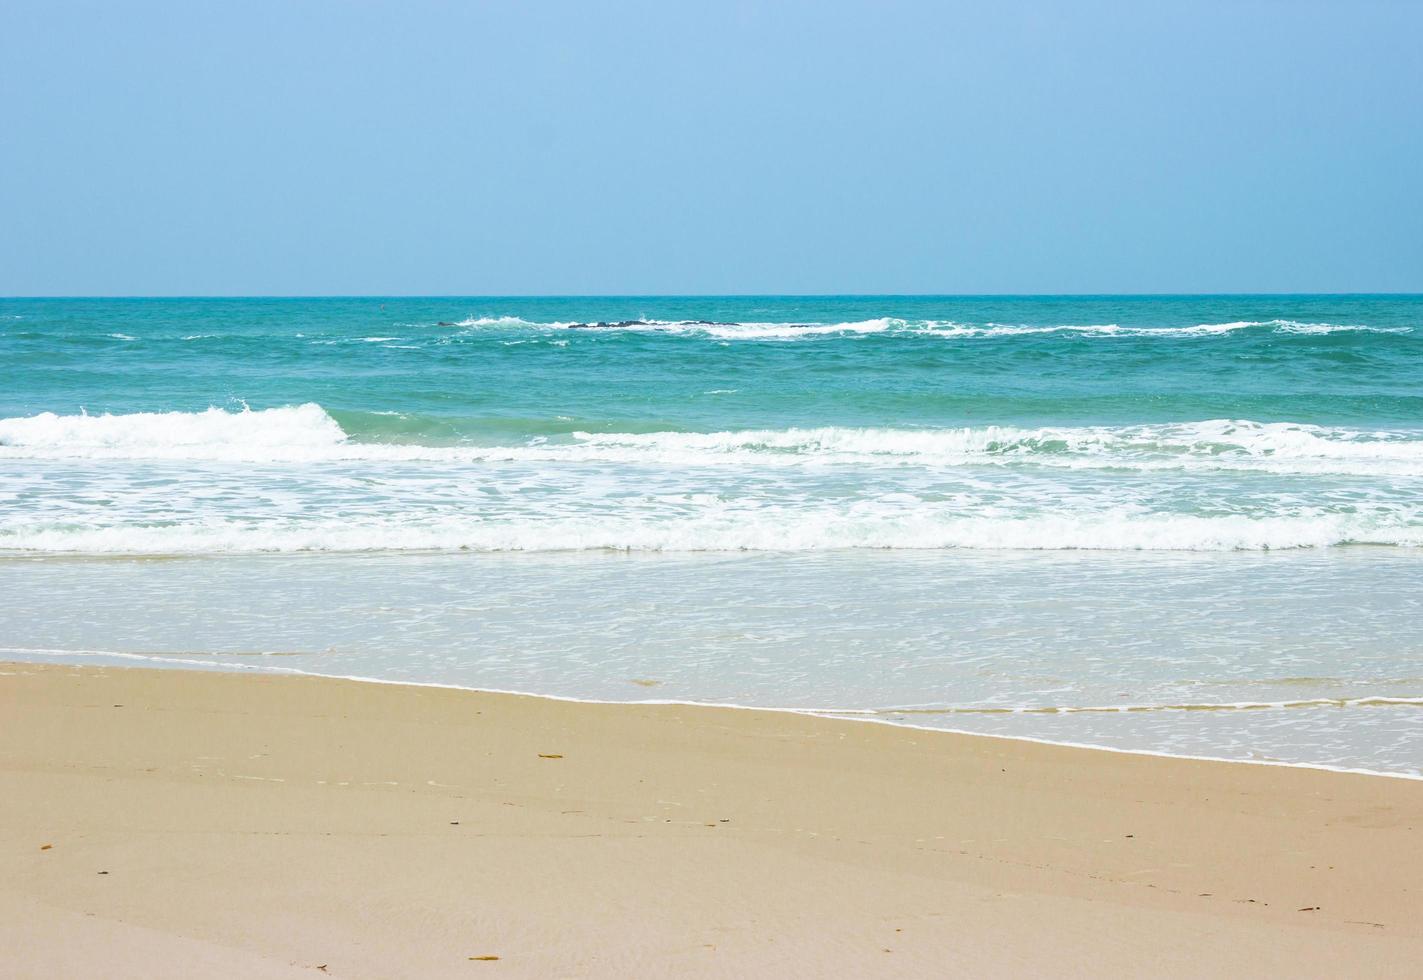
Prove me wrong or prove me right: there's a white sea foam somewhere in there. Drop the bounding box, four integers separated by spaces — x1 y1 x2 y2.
843 696 1423 716
702 317 898 339
446 316 1414 340
1270 320 1411 335
453 316 573 329
3 508 1421 555
0 404 347 461
3 406 1423 476
3 406 1420 555
449 315 901 338
913 319 1411 338
569 419 1423 469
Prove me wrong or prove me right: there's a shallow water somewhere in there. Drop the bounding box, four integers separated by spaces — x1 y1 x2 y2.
2 296 1420 773
3 549 1419 775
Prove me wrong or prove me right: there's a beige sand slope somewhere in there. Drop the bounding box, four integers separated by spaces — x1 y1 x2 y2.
2 663 1420 977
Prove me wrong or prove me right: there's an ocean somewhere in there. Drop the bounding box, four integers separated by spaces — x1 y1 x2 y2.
3 295 1421 774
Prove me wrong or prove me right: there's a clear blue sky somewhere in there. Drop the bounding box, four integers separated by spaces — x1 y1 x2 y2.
2 1 1420 295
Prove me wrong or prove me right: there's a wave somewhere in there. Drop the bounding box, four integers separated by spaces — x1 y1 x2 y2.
5 405 1423 476
444 316 1414 340
565 420 1423 473
450 315 902 339
4 406 1420 555
0 404 348 460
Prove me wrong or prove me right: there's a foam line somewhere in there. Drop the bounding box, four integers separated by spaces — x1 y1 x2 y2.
3 646 1418 782
448 316 1414 340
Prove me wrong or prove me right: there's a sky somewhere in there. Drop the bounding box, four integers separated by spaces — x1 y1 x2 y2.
2 0 1420 295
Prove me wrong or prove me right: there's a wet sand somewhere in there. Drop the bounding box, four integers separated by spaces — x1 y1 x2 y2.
2 662 1420 977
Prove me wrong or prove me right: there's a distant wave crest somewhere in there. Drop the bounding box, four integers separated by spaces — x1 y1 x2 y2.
444 316 1413 341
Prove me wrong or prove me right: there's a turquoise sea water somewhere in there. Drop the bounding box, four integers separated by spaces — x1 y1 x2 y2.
2 296 1421 773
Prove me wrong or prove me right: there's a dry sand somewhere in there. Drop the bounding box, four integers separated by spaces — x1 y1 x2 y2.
2 662 1420 978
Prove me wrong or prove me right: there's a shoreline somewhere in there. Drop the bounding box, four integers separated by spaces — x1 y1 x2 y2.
5 647 1421 782
4 661 1422 977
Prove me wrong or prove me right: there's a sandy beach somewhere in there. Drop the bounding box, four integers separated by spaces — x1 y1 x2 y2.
0 663 1418 977
7 0 1421 973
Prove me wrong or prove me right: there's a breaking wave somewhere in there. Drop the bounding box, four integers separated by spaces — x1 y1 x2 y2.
0 404 348 460
4 405 1423 477
4 406 1420 555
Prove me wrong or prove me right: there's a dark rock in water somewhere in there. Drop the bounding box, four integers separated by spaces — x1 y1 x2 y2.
436 321 455 326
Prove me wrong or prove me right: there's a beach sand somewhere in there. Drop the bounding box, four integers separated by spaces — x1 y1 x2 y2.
2 663 1420 977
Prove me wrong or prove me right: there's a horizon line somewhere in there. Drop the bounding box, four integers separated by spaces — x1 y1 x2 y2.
4 291 1423 301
